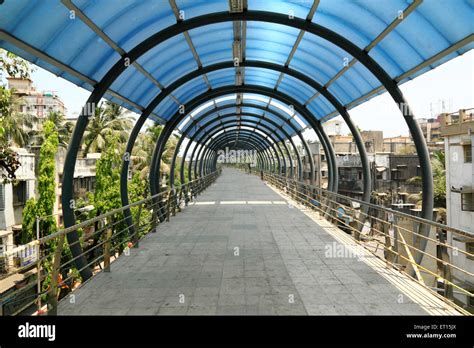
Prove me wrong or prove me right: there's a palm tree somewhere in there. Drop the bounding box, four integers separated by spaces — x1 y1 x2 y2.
82 101 134 156
29 111 74 148
0 87 37 147
132 124 178 181
46 111 74 147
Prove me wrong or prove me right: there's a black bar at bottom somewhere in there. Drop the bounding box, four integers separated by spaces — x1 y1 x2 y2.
0 315 471 346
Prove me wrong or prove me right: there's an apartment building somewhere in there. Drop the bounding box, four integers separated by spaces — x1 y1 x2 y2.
440 108 474 311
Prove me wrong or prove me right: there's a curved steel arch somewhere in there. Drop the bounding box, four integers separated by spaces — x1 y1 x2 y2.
208 133 274 165
153 59 368 197
195 124 286 180
121 58 366 212
194 119 295 180
147 85 336 206
62 10 432 280
206 132 275 167
199 128 280 171
208 136 269 173
175 100 318 186
187 118 292 182
201 130 277 175
169 111 311 187
206 135 270 175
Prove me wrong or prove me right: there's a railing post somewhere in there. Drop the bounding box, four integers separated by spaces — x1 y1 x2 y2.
103 226 112 272
151 201 158 233
47 233 65 316
35 217 42 314
177 188 183 212
184 184 189 206
166 192 171 222
132 204 141 248
171 190 177 216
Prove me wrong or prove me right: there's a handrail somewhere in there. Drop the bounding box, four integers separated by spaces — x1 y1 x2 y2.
259 170 473 314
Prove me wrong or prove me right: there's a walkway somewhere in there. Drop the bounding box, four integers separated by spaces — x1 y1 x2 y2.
58 168 451 315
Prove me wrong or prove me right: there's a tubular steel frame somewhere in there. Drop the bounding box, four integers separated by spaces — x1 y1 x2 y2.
61 11 433 280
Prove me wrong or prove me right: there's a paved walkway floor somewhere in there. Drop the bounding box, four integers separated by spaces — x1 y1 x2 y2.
59 168 436 315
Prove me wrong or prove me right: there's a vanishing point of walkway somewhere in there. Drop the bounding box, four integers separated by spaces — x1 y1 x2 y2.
58 168 453 315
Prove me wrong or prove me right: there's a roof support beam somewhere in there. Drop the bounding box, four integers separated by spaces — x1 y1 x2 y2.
170 0 212 90
274 0 319 89
0 29 166 122
60 0 181 106
304 0 422 106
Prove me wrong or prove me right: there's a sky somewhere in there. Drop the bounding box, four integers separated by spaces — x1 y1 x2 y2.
27 49 474 138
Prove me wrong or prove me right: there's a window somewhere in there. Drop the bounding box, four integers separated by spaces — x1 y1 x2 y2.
12 181 27 206
321 170 327 178
466 243 474 261
461 193 474 211
463 145 472 163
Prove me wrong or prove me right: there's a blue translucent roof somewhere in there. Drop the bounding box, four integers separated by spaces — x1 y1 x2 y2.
1 0 472 129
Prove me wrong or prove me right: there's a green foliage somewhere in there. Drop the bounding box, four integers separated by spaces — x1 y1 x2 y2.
0 49 35 179
132 124 182 187
90 134 122 214
0 85 37 147
431 150 446 208
20 198 37 244
87 134 128 252
128 171 150 238
82 101 133 156
29 111 74 148
20 121 58 243
0 49 34 79
406 151 446 208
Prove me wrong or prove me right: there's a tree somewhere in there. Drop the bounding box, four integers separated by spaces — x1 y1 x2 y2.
132 124 180 185
82 101 134 156
1 49 35 179
30 111 74 148
406 150 446 208
87 134 129 255
21 121 59 243
0 82 37 147
432 150 446 208
0 49 34 79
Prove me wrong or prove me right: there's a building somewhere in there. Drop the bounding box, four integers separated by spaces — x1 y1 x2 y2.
27 146 98 227
336 152 421 201
322 119 343 136
418 117 442 143
55 149 98 227
327 131 384 154
302 141 324 187
440 108 474 311
417 116 445 152
383 135 415 153
0 148 36 272
7 77 67 118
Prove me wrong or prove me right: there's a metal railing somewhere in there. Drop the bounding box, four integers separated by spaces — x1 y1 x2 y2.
261 171 473 314
0 169 221 316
